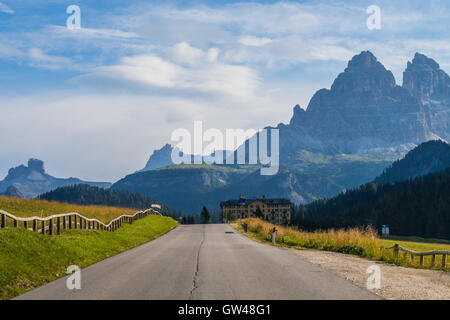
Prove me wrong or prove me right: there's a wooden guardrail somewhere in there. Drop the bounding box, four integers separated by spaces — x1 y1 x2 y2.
0 208 161 235
386 244 448 268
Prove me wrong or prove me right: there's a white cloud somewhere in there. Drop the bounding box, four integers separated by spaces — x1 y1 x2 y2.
238 36 272 47
0 43 71 70
166 41 219 65
27 48 71 70
75 42 259 101
0 2 13 14
47 25 139 40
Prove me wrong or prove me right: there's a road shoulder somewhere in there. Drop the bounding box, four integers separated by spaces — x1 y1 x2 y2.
289 248 450 300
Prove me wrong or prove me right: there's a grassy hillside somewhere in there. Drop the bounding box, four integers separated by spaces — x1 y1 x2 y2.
37 184 183 219
0 214 178 299
0 196 139 223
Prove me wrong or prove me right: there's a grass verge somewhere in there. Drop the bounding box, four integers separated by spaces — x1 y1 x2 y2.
0 215 178 299
234 218 449 272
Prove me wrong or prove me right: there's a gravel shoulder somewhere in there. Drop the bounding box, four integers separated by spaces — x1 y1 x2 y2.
288 248 450 300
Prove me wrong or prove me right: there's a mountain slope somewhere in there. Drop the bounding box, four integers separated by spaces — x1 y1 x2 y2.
0 159 111 199
375 140 450 183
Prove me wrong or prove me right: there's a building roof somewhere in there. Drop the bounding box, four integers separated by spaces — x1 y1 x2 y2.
220 197 291 207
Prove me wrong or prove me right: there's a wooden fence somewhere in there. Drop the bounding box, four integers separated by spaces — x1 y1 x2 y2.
0 208 161 235
388 244 448 268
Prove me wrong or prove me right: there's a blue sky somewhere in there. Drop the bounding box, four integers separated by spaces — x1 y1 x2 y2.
0 0 449 182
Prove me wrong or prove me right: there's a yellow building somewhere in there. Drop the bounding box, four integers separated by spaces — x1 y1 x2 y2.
221 195 291 225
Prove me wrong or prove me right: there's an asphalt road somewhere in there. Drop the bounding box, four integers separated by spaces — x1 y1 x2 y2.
17 224 380 300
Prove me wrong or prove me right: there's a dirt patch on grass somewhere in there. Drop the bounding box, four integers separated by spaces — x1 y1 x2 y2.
289 248 450 300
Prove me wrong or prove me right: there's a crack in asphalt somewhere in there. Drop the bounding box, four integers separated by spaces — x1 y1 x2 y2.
189 224 206 300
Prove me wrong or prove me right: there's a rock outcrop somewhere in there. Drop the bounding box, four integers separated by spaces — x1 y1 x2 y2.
0 159 112 199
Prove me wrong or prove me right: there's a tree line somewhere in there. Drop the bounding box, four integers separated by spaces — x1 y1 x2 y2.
292 168 450 240
38 184 184 220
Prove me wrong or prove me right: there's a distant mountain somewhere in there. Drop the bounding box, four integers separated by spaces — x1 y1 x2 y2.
0 159 111 199
0 185 24 198
113 156 389 214
139 143 232 173
375 140 450 183
38 184 182 218
116 51 450 213
140 144 176 172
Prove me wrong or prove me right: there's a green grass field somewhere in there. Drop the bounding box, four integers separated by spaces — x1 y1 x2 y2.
0 196 139 223
380 238 450 268
0 212 178 300
381 235 450 245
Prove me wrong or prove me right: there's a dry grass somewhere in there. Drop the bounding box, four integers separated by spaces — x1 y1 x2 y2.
0 196 138 224
236 218 449 271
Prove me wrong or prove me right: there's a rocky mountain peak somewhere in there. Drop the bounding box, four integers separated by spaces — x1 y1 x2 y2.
289 104 306 126
140 144 176 172
329 51 396 98
408 53 440 71
28 158 45 173
346 51 382 71
403 52 450 100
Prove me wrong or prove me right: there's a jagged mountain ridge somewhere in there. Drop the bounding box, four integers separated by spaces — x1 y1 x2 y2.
279 51 448 160
0 159 112 199
114 51 450 213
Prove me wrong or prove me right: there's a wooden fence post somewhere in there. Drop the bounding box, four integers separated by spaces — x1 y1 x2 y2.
13 219 17 228
57 217 61 235
393 244 399 263
24 221 28 229
68 215 72 229
1 213 5 228
419 255 424 267
33 219 37 232
83 219 86 229
63 216 66 230
41 220 45 234
431 255 436 267
443 254 448 268
49 219 53 235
